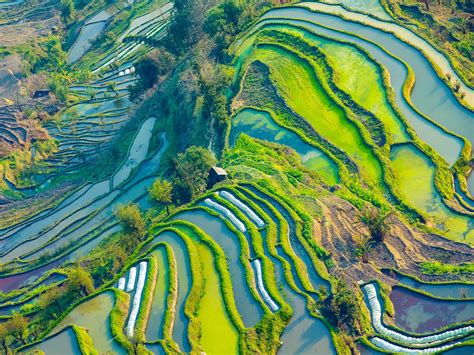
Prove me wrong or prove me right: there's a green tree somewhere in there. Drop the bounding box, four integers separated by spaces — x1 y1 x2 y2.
357 207 393 242
330 281 358 332
67 266 94 297
129 54 161 101
61 0 75 21
203 0 244 54
115 203 146 240
0 323 11 354
38 287 66 318
149 178 173 214
6 313 28 345
174 146 217 202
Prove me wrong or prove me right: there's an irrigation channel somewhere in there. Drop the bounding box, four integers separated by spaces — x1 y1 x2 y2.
3 1 474 354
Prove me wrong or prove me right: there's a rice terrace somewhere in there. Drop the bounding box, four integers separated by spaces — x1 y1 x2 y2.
0 0 472 353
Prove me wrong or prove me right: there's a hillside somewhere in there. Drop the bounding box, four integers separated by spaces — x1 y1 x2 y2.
0 0 472 354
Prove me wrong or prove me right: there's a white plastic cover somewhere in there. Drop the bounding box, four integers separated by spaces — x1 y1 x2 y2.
363 284 473 346
126 261 148 338
204 198 246 233
371 336 469 354
118 277 126 290
253 259 279 312
126 267 137 292
218 191 265 228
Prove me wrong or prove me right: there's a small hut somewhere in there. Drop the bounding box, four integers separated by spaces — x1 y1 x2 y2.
208 166 227 187
32 90 50 99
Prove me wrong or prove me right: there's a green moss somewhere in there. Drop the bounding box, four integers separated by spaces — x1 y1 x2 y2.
109 289 134 353
71 325 98 355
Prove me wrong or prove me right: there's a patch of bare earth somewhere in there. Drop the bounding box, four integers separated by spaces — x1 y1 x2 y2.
313 194 474 286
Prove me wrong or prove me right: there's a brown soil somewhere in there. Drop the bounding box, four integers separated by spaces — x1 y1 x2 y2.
313 194 474 286
0 54 22 104
0 15 60 47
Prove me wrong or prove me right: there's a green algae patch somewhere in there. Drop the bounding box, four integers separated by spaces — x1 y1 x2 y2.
177 226 240 355
305 31 410 144
256 24 410 143
390 144 474 244
249 43 383 186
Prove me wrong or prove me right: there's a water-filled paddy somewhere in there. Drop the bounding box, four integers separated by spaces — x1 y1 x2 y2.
248 192 335 354
21 327 81 355
145 342 166 355
178 225 239 354
297 2 474 104
145 246 169 341
390 286 474 333
383 269 474 299
390 144 474 243
171 209 264 328
254 14 465 166
243 185 330 292
0 258 64 292
250 43 383 184
264 25 409 144
68 21 107 63
52 291 124 354
154 232 192 353
320 0 391 20
272 245 336 355
113 116 156 187
231 108 339 185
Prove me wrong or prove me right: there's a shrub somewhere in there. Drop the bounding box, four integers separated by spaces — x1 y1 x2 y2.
115 203 146 240
357 207 393 242
149 179 173 214
173 146 216 203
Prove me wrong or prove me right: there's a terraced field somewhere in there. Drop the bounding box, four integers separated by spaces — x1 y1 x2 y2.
0 0 473 354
